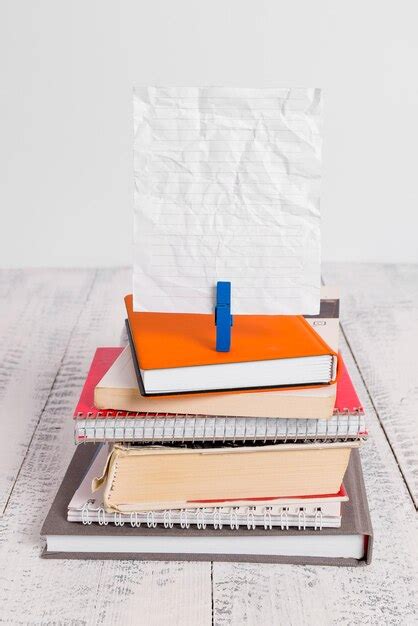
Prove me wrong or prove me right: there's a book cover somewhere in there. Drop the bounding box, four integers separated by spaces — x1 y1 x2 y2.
125 294 336 371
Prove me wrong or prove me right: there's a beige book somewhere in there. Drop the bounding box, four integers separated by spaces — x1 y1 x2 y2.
94 347 336 419
93 441 358 512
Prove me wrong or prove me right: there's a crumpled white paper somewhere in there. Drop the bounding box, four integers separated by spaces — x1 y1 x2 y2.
133 86 322 315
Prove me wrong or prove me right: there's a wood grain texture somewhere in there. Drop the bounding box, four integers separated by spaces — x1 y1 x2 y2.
323 263 418 507
0 268 95 514
1 266 417 626
213 334 418 626
0 269 212 626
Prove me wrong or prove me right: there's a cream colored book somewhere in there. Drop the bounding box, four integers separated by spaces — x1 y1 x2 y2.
93 440 358 512
94 346 336 418
69 444 347 529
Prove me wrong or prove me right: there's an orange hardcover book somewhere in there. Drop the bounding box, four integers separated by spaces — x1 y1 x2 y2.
124 294 337 396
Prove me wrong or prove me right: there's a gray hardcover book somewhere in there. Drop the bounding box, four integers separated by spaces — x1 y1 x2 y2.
41 446 373 566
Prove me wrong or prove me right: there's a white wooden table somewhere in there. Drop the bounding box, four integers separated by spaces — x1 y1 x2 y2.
0 265 417 625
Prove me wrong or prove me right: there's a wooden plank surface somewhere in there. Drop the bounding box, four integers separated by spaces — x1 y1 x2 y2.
0 266 417 625
0 268 95 514
323 263 418 507
0 269 212 626
212 333 418 625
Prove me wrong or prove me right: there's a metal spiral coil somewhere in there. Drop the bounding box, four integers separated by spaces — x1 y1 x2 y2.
76 504 329 531
75 410 366 445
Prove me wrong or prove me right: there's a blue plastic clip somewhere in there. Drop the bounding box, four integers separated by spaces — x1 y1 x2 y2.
215 281 233 352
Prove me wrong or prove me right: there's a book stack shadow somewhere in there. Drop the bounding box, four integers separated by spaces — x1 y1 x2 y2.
42 288 373 566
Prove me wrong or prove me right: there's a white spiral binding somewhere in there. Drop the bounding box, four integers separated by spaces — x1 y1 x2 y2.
75 409 366 445
298 508 306 530
314 507 323 531
81 503 92 525
98 507 108 526
263 506 273 530
213 507 222 530
163 509 174 529
77 504 330 531
180 508 190 529
196 508 206 530
147 510 157 528
114 512 124 526
247 506 256 530
130 512 141 528
280 507 289 530
229 508 239 530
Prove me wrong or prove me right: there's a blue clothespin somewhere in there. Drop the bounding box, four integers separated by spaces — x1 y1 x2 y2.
215 281 233 352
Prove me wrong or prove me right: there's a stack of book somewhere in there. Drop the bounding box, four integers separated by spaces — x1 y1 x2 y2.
42 287 373 566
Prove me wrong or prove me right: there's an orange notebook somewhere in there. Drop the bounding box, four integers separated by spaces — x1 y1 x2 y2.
124 294 337 396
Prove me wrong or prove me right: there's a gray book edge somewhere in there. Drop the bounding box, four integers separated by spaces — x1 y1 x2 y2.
41 445 373 566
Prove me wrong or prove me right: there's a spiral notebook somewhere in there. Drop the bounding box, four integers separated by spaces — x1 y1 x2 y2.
41 445 373 566
68 444 347 529
74 350 366 443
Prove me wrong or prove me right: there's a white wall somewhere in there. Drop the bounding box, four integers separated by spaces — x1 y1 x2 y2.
1 0 417 267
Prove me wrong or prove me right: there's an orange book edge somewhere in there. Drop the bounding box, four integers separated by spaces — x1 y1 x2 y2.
124 294 338 397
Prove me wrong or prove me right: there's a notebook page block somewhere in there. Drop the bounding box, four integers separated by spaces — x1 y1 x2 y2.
133 86 322 315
